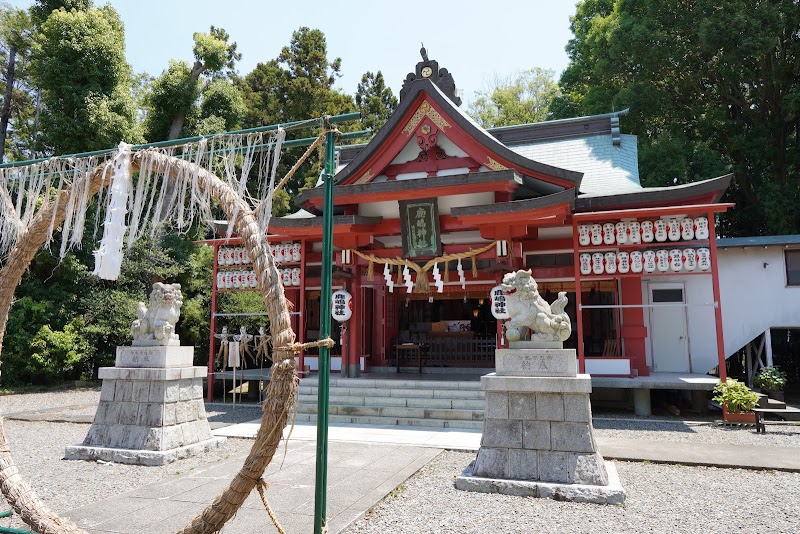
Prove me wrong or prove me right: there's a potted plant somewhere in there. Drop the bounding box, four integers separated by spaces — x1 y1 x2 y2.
753 366 787 402
713 378 759 423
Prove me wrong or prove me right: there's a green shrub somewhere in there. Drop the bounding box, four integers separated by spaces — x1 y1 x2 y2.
713 379 759 413
753 366 787 392
28 318 92 384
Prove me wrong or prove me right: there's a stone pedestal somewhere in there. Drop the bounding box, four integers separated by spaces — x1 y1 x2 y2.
66 346 224 466
455 342 625 504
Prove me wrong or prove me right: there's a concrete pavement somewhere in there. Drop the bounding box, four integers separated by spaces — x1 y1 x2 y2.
217 419 800 472
66 439 439 534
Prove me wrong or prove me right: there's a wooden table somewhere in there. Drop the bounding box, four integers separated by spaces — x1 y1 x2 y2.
395 343 422 373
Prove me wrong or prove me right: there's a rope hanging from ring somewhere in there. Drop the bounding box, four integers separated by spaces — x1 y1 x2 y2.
351 241 497 294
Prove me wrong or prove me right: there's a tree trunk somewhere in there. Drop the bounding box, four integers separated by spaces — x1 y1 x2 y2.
0 46 17 163
166 61 206 140
167 111 186 140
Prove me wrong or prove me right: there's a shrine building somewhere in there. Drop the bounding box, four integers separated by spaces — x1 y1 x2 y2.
207 53 739 413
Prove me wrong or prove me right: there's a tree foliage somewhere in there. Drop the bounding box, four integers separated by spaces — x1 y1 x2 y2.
32 2 139 152
355 70 396 133
0 3 35 161
468 68 561 128
143 27 243 141
241 27 356 208
553 0 800 236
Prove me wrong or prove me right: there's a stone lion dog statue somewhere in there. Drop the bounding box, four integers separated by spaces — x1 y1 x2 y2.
131 282 183 345
501 269 571 343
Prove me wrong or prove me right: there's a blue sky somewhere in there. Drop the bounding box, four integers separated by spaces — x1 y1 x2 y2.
10 0 578 105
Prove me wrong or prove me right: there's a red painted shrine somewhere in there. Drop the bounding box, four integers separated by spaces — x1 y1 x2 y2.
204 54 733 386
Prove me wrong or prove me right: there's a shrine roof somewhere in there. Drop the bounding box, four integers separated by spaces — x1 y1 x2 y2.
509 133 641 195
574 174 732 211
450 189 576 218
332 78 583 188
716 235 800 248
294 169 537 210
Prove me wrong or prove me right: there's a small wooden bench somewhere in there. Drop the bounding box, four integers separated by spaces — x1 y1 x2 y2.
753 408 796 433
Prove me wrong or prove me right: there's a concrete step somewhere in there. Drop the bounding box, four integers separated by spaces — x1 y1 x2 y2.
296 377 486 429
299 377 483 390
294 412 485 430
297 402 483 421
299 385 485 400
297 394 484 410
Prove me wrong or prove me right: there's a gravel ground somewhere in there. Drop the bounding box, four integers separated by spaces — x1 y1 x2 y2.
1 389 799 533
345 450 800 534
0 389 261 530
593 417 800 448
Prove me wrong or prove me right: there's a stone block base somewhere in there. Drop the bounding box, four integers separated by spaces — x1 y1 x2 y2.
69 355 221 466
65 437 225 466
456 460 626 505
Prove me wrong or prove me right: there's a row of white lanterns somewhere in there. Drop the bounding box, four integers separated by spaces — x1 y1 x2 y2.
272 242 302 263
579 248 711 275
216 270 258 289
578 217 709 246
216 243 303 267
215 267 303 289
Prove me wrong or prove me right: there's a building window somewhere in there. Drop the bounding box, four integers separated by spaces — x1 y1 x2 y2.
786 250 800 286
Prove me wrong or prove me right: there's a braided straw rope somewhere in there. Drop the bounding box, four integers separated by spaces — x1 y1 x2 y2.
350 241 497 293
0 149 309 533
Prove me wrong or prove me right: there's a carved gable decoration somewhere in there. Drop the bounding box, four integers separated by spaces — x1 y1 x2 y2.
399 47 462 106
399 198 441 258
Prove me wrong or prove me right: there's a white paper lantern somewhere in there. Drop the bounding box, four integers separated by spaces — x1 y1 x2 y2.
291 243 302 262
615 222 628 245
490 285 510 319
698 248 711 271
603 223 616 245
695 217 709 240
604 252 617 274
643 250 657 273
669 249 683 271
578 225 590 246
291 267 301 286
592 252 605 275
628 221 641 244
654 220 668 242
656 249 669 272
590 224 603 245
579 253 592 275
681 218 695 240
641 221 654 243
683 249 697 271
617 251 630 274
667 219 681 241
332 289 353 322
630 251 643 273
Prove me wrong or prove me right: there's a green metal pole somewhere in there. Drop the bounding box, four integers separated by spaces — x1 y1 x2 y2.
313 123 337 534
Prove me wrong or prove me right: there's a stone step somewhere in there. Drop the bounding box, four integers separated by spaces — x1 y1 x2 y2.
299 385 485 400
294 412 485 430
297 394 485 411
299 377 483 391
297 402 484 421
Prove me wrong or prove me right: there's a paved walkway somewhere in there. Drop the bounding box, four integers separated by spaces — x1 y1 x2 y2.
66 440 438 534
217 419 800 472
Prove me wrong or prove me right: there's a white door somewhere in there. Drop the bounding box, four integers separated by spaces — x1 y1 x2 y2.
649 283 690 373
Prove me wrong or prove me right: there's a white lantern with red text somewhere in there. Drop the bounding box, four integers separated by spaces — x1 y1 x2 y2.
332 289 353 322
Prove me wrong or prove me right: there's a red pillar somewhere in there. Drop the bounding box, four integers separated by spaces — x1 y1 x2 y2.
348 269 361 377
207 243 219 402
571 218 586 373
707 211 728 381
298 239 307 376
619 277 649 377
